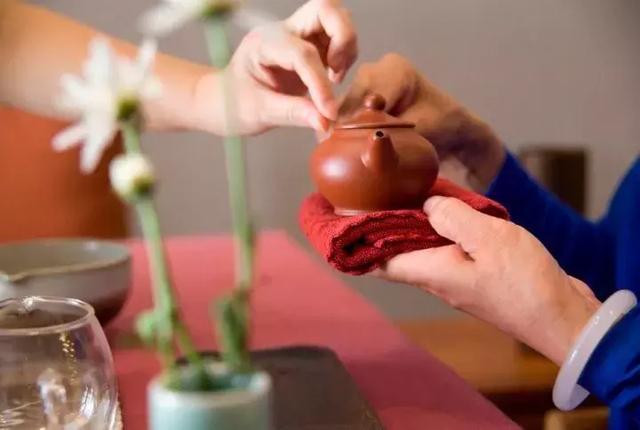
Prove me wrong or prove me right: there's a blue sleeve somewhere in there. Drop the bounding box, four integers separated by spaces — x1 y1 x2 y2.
579 306 640 425
486 152 616 300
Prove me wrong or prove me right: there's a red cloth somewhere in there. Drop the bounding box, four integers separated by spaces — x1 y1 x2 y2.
299 178 509 275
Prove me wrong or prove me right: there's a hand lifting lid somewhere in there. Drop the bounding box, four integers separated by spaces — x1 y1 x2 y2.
310 93 439 215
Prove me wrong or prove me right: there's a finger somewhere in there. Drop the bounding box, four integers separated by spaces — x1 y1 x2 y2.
372 53 419 112
254 30 338 120
328 68 346 84
316 4 358 78
259 92 329 131
338 74 369 118
424 196 504 255
285 1 358 79
379 246 475 292
338 54 414 117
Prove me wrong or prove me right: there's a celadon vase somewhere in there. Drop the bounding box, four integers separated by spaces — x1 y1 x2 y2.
148 362 272 430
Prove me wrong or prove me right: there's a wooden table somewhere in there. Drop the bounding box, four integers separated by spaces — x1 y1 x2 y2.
396 317 605 429
108 233 518 429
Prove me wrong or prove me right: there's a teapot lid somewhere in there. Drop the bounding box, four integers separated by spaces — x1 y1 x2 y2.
336 93 415 130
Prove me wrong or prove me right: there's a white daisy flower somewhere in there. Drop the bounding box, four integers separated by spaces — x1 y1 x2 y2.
109 153 156 201
53 38 162 173
139 0 276 37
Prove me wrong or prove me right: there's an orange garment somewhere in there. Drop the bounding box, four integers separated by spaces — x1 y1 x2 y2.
0 106 127 242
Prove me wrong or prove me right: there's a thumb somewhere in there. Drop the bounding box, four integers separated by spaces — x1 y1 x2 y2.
424 196 500 255
259 92 329 132
377 245 475 290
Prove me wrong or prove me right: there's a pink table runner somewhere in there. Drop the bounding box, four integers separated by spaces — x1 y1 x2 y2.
108 232 517 429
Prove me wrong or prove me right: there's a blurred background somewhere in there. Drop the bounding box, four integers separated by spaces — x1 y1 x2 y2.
2 1 639 428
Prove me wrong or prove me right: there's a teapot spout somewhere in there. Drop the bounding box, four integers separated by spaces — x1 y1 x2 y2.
361 130 398 174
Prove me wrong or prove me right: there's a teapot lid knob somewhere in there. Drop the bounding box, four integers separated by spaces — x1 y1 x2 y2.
336 93 414 130
364 93 386 111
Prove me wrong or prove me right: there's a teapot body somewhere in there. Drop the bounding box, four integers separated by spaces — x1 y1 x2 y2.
311 126 439 215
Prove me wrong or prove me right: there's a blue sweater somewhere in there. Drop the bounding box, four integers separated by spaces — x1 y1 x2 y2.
487 153 640 429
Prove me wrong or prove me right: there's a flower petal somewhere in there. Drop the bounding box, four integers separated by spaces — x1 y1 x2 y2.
233 8 277 31
79 116 117 173
139 4 196 37
84 38 115 86
56 74 92 114
117 60 140 94
141 77 163 100
60 74 89 102
137 38 158 74
52 123 88 151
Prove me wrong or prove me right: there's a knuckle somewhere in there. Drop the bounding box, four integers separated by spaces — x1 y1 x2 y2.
286 106 298 123
356 62 372 79
491 220 521 249
315 0 336 10
438 288 470 310
431 197 459 220
505 222 526 242
297 42 318 62
444 296 463 310
245 28 261 42
381 52 408 67
340 25 357 42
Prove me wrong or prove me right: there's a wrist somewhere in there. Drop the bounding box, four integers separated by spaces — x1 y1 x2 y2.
549 294 600 366
188 70 226 135
141 55 215 133
456 115 506 192
553 290 637 410
437 108 505 192
543 278 602 365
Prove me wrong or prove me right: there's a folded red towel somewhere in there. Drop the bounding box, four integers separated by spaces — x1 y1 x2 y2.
299 178 509 275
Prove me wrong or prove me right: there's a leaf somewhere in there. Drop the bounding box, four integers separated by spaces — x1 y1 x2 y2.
215 290 252 373
135 309 158 346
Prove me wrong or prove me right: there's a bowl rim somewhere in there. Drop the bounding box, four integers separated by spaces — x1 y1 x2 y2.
0 238 130 283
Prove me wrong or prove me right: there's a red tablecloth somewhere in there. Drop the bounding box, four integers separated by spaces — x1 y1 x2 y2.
108 232 517 429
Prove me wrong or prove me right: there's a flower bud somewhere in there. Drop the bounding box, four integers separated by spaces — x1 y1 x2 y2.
109 153 155 201
203 0 238 19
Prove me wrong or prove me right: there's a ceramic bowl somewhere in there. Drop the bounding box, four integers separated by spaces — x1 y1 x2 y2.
0 239 131 325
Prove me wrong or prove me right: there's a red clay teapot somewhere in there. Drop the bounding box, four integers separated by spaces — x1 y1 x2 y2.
311 93 439 215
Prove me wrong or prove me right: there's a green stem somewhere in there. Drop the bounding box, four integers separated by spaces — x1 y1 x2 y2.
217 290 251 373
135 199 176 318
204 18 255 291
203 17 255 373
120 119 143 154
120 118 206 384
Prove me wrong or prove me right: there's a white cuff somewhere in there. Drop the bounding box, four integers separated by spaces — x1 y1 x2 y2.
553 289 637 411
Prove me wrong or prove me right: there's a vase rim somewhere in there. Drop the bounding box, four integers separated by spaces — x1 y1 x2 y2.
149 365 271 408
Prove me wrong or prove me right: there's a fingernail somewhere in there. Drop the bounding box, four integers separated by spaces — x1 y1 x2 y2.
424 196 446 214
331 69 346 84
310 114 330 132
315 128 330 142
328 69 341 84
324 98 339 120
318 116 330 132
